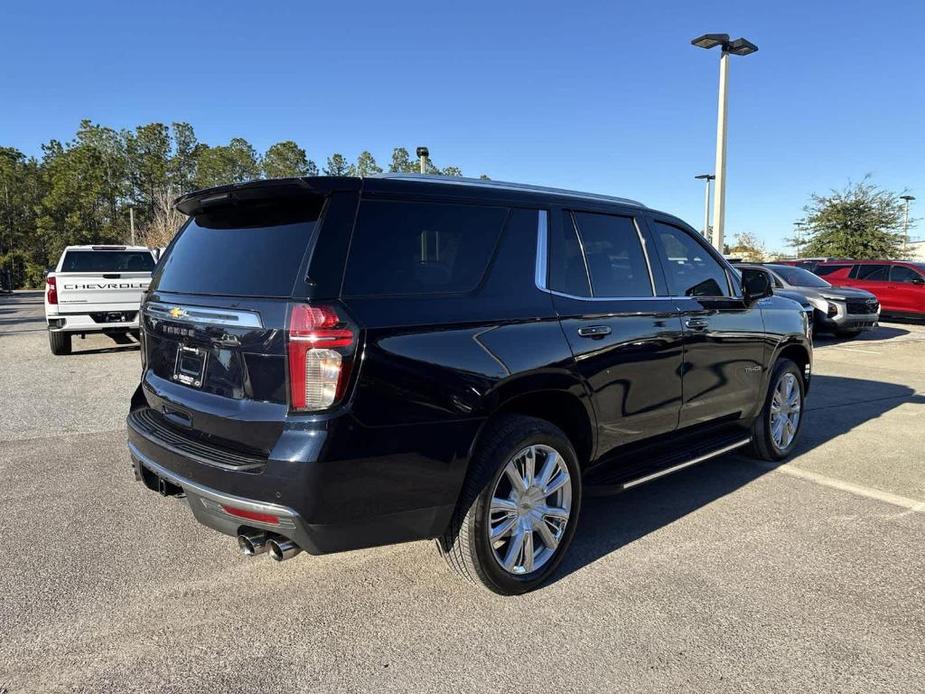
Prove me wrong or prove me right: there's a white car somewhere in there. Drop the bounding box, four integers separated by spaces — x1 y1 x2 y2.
44 245 156 355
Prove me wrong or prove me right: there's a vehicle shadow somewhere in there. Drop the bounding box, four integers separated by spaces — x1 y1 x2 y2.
547 373 925 587
813 325 909 344
69 341 140 356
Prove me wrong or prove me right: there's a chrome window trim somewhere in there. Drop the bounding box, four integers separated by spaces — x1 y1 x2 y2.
535 209 664 302
145 302 263 329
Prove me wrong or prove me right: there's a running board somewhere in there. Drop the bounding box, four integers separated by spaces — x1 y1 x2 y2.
585 434 752 496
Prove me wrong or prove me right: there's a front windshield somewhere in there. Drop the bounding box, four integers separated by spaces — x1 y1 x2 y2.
766 264 831 288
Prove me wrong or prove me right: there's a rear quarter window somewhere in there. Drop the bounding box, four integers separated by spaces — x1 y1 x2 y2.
343 200 507 297
814 264 851 277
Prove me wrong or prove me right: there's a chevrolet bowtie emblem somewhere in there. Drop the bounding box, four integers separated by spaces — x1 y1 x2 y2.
169 306 187 319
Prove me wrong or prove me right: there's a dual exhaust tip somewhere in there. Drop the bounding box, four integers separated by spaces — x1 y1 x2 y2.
237 530 302 562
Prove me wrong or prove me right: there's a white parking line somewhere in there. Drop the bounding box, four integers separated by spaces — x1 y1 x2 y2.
754 462 925 513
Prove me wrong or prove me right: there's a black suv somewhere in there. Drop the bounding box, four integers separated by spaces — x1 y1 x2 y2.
128 175 812 594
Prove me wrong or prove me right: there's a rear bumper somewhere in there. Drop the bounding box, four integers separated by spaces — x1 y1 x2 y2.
48 311 139 332
126 410 472 554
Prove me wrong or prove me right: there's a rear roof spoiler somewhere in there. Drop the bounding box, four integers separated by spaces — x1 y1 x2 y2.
174 177 360 216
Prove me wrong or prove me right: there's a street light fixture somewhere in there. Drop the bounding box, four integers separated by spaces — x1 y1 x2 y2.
416 146 429 175
900 195 915 255
694 173 715 238
692 33 759 252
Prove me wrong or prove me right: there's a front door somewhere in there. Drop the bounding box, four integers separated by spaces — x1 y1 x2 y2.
647 219 767 427
888 264 925 314
543 208 684 456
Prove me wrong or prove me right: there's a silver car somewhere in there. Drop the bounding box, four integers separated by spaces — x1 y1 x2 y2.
739 263 880 337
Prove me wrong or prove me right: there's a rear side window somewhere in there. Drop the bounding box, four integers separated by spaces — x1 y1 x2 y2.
815 264 851 276
61 250 155 273
852 264 890 280
343 200 507 296
547 211 591 297
652 222 730 297
152 199 323 297
571 212 652 297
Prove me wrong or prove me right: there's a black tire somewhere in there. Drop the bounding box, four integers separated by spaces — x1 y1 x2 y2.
48 330 72 355
436 414 582 595
749 358 804 461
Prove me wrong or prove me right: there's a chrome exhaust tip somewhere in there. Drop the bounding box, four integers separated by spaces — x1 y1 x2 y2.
237 531 269 556
267 537 302 562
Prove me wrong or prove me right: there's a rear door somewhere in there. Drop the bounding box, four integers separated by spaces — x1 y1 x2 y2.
56 248 154 308
647 218 766 427
140 191 344 454
888 264 925 314
545 208 683 454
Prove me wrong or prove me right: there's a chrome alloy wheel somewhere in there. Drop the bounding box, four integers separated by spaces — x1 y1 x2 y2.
770 372 801 450
488 444 572 575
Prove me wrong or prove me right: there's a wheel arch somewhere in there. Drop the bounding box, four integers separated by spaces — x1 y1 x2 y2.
472 384 596 470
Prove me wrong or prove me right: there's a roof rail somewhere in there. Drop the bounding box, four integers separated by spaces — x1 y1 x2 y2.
373 173 646 208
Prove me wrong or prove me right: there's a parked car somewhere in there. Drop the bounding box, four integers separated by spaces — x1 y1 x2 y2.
738 263 879 336
44 245 156 355
127 175 812 594
773 257 852 273
814 260 925 319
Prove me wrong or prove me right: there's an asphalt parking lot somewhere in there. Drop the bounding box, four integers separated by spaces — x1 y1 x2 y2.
2 290 923 693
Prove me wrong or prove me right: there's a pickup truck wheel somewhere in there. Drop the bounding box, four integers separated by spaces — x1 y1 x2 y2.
750 358 804 461
437 415 581 595
48 330 72 355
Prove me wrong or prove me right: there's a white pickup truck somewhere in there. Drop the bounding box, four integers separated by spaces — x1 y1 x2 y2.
44 245 156 355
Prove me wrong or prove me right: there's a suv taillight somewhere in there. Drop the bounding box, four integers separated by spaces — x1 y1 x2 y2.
46 276 58 305
287 304 355 411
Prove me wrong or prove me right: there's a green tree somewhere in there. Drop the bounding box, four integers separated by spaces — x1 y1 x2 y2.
125 122 170 217
352 150 382 177
170 122 199 194
441 166 463 177
262 140 312 179
388 147 416 173
794 179 910 259
193 137 260 189
1 147 45 285
726 232 767 261
323 153 350 176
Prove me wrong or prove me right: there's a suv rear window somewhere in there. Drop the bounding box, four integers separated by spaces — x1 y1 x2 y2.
61 250 155 273
152 199 323 297
343 200 507 296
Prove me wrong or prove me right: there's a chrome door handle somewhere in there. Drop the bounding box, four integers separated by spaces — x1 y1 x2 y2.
577 325 611 338
685 318 709 330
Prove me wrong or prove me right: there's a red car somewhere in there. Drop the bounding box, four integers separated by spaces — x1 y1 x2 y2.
814 260 925 318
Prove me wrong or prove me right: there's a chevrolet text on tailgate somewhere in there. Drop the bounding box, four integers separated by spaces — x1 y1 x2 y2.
127 175 812 594
45 245 156 355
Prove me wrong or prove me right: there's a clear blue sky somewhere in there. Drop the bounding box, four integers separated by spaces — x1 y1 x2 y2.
3 0 923 250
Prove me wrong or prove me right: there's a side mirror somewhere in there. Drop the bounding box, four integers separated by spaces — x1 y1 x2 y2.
912 277 924 286
43 267 53 278
742 269 773 304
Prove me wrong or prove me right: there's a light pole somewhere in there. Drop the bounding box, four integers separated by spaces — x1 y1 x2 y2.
900 194 915 256
793 220 807 258
416 146 429 175
694 173 715 237
691 33 759 252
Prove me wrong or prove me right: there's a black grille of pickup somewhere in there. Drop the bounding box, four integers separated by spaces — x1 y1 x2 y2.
128 408 267 472
845 299 879 315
